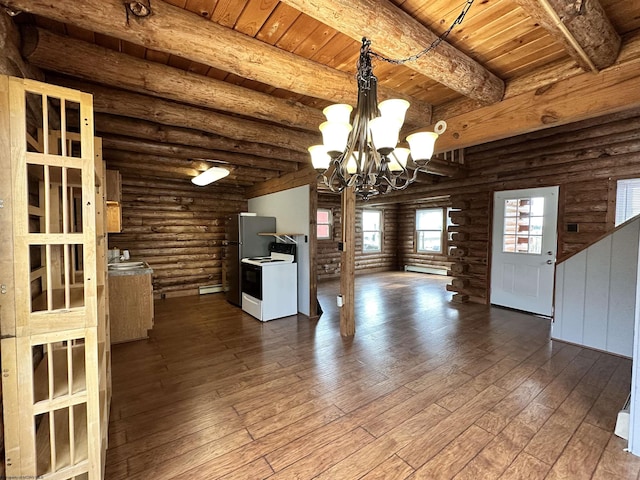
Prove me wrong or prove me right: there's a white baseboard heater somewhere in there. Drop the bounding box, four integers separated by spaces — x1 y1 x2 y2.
404 265 448 276
198 284 225 295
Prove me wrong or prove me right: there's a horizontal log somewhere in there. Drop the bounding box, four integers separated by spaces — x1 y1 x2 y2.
450 263 468 275
112 239 219 249
247 167 317 198
103 136 299 171
50 75 321 153
450 278 469 289
4 0 433 125
107 153 283 183
419 44 640 153
446 284 486 298
121 225 225 234
282 0 504 104
93 114 307 164
451 293 469 304
513 0 620 71
121 177 247 197
23 27 325 131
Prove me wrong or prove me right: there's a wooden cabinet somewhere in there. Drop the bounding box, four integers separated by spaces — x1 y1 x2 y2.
106 203 122 233
108 271 154 343
105 169 121 202
105 169 122 233
0 76 110 479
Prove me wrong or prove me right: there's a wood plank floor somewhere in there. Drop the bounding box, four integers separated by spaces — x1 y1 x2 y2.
105 271 640 479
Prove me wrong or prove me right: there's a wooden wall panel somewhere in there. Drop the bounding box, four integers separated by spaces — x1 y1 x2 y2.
107 174 247 298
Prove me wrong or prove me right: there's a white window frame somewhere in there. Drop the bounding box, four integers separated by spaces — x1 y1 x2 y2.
317 208 332 240
362 209 382 253
416 208 445 253
616 178 640 226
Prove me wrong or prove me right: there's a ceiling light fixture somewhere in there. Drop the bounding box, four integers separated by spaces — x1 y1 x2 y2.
308 1 475 200
191 166 230 186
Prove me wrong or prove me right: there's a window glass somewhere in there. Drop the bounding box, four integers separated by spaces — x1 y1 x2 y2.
502 197 544 254
616 179 640 226
317 208 332 239
416 208 443 253
362 210 381 252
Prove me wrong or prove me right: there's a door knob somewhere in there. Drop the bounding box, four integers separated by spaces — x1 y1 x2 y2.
546 259 553 265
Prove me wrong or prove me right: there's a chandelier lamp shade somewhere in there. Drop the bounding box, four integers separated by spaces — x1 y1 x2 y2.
308 37 445 200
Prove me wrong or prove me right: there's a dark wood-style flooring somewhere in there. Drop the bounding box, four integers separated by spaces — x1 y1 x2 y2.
105 271 640 479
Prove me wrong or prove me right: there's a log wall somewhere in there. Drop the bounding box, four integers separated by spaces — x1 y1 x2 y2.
107 173 247 298
429 107 640 304
317 194 399 279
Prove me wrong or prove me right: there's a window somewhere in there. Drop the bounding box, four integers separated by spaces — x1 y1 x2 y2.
502 197 544 254
616 178 640 226
416 208 444 253
362 209 382 252
317 208 332 239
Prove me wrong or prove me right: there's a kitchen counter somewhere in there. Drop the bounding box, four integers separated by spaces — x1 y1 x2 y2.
108 260 154 343
108 260 153 276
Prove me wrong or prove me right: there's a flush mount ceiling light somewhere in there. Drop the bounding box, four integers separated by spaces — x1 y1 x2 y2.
191 166 230 186
309 1 475 200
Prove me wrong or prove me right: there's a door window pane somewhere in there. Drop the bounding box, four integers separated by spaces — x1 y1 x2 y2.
503 197 544 254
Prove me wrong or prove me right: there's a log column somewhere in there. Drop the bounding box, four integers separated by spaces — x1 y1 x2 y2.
447 193 491 304
340 186 356 336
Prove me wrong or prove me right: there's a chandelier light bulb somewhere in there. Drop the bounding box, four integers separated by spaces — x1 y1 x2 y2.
406 131 439 161
378 99 410 124
320 121 353 156
346 153 358 174
308 145 331 170
391 147 410 169
369 117 402 155
323 104 353 123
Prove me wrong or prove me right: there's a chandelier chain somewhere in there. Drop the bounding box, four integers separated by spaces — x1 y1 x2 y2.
370 0 475 65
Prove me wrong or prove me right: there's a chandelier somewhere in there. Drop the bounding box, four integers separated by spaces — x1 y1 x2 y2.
307 1 478 200
308 38 445 200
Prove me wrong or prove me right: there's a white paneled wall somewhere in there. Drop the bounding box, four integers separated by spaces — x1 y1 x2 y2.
553 217 640 357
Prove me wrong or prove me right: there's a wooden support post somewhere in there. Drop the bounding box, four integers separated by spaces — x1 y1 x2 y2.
309 183 318 320
340 185 356 337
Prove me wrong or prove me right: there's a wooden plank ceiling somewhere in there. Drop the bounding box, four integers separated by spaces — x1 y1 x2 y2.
3 0 640 190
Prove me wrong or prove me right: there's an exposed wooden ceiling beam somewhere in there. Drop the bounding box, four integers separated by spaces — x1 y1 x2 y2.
22 27 324 132
101 136 298 173
279 0 505 105
416 52 640 152
435 31 640 122
2 0 432 125
105 155 257 186
50 75 320 153
0 11 38 78
91 114 308 164
104 151 279 184
513 0 620 72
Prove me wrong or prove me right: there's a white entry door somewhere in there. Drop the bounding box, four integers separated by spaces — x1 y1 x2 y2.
490 186 559 316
